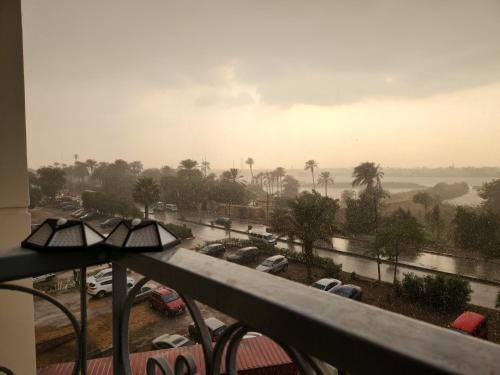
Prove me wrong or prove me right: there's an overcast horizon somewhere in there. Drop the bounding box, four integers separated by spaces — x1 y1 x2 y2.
22 1 500 170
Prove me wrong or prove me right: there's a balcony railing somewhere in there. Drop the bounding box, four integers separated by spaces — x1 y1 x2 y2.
1 244 500 375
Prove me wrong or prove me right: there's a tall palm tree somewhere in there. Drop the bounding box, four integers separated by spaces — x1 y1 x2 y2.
318 171 334 197
275 167 286 193
245 157 255 182
85 159 98 176
352 162 384 192
133 177 160 219
201 159 211 178
352 162 385 225
305 160 318 190
178 159 198 170
221 168 245 185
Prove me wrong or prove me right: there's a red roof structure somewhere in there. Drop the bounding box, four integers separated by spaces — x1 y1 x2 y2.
449 311 486 334
37 336 295 375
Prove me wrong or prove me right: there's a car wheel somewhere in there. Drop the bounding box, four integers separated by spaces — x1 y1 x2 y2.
97 291 106 299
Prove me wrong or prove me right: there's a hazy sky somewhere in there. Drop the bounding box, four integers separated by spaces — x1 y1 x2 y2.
22 1 500 169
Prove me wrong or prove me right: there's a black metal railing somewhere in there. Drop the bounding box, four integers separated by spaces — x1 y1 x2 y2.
1 244 500 375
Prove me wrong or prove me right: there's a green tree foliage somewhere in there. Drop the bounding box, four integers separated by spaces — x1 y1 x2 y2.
318 171 334 197
428 204 445 240
452 206 500 257
478 179 500 214
412 191 434 216
270 191 339 282
281 175 300 198
345 191 377 233
401 273 471 312
304 160 318 190
37 167 66 200
133 177 160 219
82 190 140 217
375 208 426 283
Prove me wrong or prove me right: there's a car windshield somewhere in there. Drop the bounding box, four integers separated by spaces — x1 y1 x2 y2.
162 293 179 303
213 326 226 336
261 260 274 267
172 337 186 345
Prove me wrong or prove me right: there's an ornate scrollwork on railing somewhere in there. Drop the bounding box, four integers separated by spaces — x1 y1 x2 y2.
120 278 337 375
0 283 82 375
0 366 14 375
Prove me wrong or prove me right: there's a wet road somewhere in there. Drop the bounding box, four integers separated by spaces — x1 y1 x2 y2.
155 212 500 309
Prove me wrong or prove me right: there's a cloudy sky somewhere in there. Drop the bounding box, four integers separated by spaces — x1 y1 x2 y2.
22 0 500 169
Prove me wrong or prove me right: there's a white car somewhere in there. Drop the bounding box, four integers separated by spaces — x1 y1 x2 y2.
152 334 194 350
311 278 342 292
256 255 288 274
87 274 135 298
248 231 277 246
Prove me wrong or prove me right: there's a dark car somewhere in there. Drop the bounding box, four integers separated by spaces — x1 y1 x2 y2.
61 203 79 211
329 284 362 301
188 317 227 342
149 287 186 316
227 246 259 264
100 217 122 229
449 311 488 339
199 243 225 257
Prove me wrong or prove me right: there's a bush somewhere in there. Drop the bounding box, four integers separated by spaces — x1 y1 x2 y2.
401 272 471 312
164 223 193 239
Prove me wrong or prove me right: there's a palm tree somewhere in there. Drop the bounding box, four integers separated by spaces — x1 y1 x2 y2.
133 177 160 219
178 159 198 170
275 167 286 193
246 157 255 182
305 160 318 190
201 159 211 177
318 171 334 197
352 162 385 225
270 191 340 282
85 159 98 176
221 168 245 185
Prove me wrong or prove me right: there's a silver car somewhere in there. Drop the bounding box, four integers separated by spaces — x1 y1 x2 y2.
256 255 288 274
311 278 342 292
152 334 194 350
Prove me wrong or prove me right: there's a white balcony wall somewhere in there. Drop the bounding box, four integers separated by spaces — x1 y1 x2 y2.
0 0 37 373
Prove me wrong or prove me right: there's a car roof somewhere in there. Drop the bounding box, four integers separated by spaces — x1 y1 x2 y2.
154 286 175 295
239 246 258 252
450 311 486 333
153 333 186 344
205 317 225 330
314 278 340 286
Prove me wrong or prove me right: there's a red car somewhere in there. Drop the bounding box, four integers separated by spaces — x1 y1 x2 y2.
149 287 186 316
449 311 487 339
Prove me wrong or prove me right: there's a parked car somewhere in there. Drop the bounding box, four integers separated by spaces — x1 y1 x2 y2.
79 211 97 220
91 267 113 280
134 283 159 303
329 284 362 301
100 217 122 229
214 217 232 226
248 231 277 246
311 278 342 292
87 275 135 298
61 203 79 211
256 255 288 274
199 243 226 257
449 311 488 339
149 287 186 316
152 334 194 350
227 246 259 264
71 208 86 218
32 273 56 283
188 317 227 342
165 203 178 212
